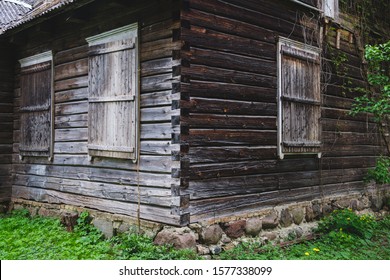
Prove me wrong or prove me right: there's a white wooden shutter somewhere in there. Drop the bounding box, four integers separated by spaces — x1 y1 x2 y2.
323 0 339 19
87 24 139 161
277 37 321 159
19 51 53 158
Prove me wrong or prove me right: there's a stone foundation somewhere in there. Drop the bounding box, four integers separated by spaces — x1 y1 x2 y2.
7 183 390 258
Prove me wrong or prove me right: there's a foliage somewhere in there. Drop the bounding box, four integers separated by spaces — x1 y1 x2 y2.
351 41 390 122
0 210 199 260
0 210 114 260
219 210 390 260
350 41 390 180
365 156 390 184
1 209 389 260
316 209 377 239
111 233 199 260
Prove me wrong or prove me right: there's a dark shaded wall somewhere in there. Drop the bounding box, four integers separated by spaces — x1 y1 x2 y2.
0 42 15 208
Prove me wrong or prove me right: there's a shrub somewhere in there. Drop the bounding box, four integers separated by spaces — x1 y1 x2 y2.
316 209 377 239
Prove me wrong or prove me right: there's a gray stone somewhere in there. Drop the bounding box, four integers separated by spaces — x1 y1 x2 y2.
154 227 196 250
224 220 246 238
262 212 279 229
370 195 384 211
335 199 351 209
93 218 114 239
305 206 315 222
221 236 232 244
280 209 293 227
245 218 262 236
322 204 333 216
261 232 277 242
312 204 322 219
294 227 304 238
291 207 305 225
38 207 58 218
200 225 224 245
209 245 222 255
196 245 210 255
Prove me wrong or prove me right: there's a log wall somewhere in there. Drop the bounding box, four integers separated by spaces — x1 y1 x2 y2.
0 43 14 204
10 0 186 225
180 0 385 222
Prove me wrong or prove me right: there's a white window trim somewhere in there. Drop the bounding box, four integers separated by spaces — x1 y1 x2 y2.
277 37 322 160
19 50 52 68
86 23 138 46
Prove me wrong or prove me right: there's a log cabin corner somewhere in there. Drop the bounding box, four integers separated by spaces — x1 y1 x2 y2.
0 0 389 243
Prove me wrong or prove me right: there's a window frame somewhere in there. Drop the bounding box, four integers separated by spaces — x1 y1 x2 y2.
18 50 54 160
277 37 322 160
86 23 140 162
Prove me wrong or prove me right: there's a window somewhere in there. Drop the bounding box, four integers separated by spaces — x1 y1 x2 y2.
86 23 139 161
277 37 321 159
19 51 53 159
323 0 339 19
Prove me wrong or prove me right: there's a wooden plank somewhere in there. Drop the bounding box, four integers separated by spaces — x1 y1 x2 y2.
15 154 171 173
182 129 277 146
141 73 174 93
140 38 181 62
183 114 276 130
140 90 172 107
54 142 88 154
13 164 173 188
55 114 88 128
54 58 88 81
141 58 179 76
321 156 377 170
189 158 319 180
182 81 276 103
183 47 276 77
141 106 172 122
181 98 276 116
55 101 88 116
181 8 275 43
55 87 88 103
55 128 88 142
322 118 377 133
181 27 276 61
141 123 172 140
13 175 173 206
187 146 277 164
12 185 180 225
140 19 179 43
322 131 381 146
54 76 88 92
54 45 88 65
182 64 276 88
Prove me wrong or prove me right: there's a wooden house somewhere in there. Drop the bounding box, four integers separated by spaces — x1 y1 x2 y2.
0 0 389 228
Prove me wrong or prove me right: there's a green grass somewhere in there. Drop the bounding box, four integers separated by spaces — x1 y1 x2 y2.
0 209 198 260
0 209 389 260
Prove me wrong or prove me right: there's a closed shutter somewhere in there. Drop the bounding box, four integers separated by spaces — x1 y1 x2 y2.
87 24 139 161
323 0 339 19
278 37 321 159
19 52 53 158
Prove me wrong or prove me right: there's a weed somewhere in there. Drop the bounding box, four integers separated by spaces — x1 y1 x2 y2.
365 156 390 184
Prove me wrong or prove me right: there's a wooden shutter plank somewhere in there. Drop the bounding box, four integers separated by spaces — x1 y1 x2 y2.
88 32 138 161
20 62 52 157
88 38 136 56
279 38 321 157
